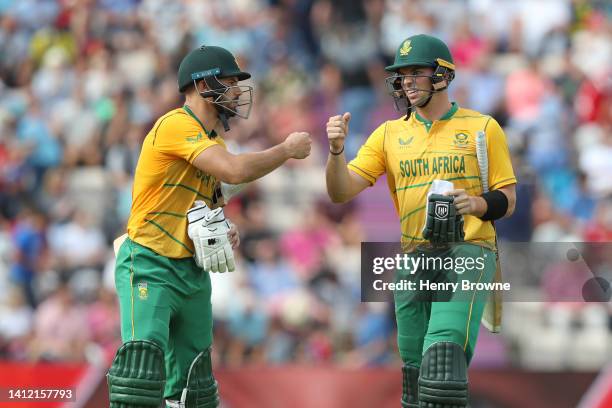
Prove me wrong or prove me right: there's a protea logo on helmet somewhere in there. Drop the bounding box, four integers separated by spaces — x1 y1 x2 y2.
399 40 412 56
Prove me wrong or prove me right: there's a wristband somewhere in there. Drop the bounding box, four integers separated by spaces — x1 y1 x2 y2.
330 145 345 155
479 190 508 221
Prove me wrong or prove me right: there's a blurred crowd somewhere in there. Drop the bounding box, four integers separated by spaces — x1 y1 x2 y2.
0 0 610 369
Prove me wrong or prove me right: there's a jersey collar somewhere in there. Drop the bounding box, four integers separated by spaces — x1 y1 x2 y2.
182 105 217 138
414 102 459 128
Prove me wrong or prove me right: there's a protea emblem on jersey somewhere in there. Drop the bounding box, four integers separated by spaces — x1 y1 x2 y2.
434 201 449 220
399 40 412 56
454 131 469 147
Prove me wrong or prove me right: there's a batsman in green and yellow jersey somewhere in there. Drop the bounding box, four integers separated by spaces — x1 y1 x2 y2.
108 45 312 408
325 34 516 408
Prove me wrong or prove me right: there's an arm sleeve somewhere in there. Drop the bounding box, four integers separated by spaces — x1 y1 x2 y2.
347 122 387 185
153 115 223 163
485 117 517 190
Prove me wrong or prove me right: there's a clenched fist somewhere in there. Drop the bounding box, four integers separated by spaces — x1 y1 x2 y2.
327 112 351 154
284 131 312 159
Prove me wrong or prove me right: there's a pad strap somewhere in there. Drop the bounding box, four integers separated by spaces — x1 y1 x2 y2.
401 364 420 408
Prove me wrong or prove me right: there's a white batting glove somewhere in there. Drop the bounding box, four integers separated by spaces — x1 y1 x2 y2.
187 201 210 268
200 208 236 273
187 202 235 273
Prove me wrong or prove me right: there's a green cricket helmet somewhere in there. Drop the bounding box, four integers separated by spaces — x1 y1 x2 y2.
177 45 253 131
178 45 251 92
384 34 455 114
385 34 455 73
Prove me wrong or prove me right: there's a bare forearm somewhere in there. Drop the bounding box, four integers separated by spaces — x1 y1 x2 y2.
233 144 290 183
194 132 311 184
326 154 353 203
326 112 368 203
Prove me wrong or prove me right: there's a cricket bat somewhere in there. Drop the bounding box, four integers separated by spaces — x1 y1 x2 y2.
477 130 503 333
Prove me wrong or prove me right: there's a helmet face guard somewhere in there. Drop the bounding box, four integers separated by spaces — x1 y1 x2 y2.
384 60 455 115
384 73 434 112
191 68 254 131
197 78 254 120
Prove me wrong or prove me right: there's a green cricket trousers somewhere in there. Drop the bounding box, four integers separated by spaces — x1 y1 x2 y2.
394 242 497 367
115 237 213 400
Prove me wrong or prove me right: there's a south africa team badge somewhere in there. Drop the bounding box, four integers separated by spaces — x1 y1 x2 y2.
453 131 470 147
138 282 148 300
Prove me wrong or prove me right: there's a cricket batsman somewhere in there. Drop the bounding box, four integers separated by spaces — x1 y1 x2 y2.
325 34 516 407
107 45 311 408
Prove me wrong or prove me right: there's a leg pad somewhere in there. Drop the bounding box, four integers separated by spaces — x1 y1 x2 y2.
418 342 468 408
108 340 166 408
401 364 419 408
181 347 219 408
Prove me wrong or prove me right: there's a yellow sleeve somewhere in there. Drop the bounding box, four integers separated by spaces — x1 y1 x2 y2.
485 117 517 190
347 122 387 185
153 115 221 164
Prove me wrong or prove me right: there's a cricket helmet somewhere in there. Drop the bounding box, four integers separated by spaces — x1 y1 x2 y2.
385 34 455 74
177 45 253 131
384 34 456 115
178 45 251 92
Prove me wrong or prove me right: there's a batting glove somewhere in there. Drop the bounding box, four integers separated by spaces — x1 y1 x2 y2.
422 194 465 245
187 202 236 273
